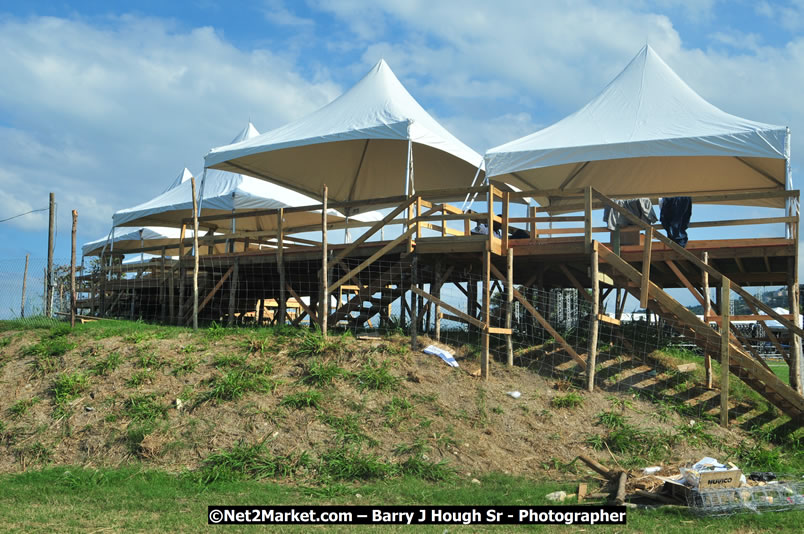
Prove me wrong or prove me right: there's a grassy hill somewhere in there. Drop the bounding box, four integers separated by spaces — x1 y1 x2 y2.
0 319 802 532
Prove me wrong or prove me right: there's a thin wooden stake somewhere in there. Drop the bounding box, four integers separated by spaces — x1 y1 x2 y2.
702 251 713 389
411 254 418 351
191 177 199 331
639 227 653 308
21 254 29 318
720 276 730 428
506 246 514 366
277 208 286 327
70 210 77 328
584 186 592 253
46 192 55 317
321 185 328 338
587 243 599 392
482 248 491 379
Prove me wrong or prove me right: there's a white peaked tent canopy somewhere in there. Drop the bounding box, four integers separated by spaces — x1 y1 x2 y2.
204 60 484 211
114 123 381 232
83 226 193 257
485 45 791 210
161 167 194 194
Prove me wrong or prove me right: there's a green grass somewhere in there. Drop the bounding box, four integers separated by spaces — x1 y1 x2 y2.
353 358 399 391
8 397 40 419
91 351 121 375
200 368 276 404
3 467 803 532
300 359 348 387
123 394 168 422
280 390 323 410
550 392 584 409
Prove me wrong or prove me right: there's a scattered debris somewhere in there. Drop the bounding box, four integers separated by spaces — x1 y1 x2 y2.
572 454 804 515
546 491 568 502
423 345 459 368
506 391 521 399
471 478 481 485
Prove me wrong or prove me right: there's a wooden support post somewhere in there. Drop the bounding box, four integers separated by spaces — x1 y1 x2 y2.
587 243 599 392
257 298 265 326
788 255 802 394
482 248 491 379
720 276 730 428
639 227 653 309
191 177 199 331
468 274 477 331
46 192 55 317
506 246 514 366
159 246 167 323
277 209 286 327
21 254 29 318
168 263 175 324
70 210 77 328
411 254 418 350
584 186 592 253
502 191 510 252
434 260 442 342
227 257 239 326
321 185 328 338
528 205 537 238
702 252 713 389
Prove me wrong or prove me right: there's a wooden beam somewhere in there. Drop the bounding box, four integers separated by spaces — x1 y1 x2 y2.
584 186 592 253
490 263 587 370
482 248 491 379
331 197 416 267
327 225 417 293
639 227 653 308
593 189 804 338
559 265 593 302
702 252 713 389
196 265 235 317
506 247 514 366
411 286 485 330
665 260 707 308
598 314 620 325
721 277 730 428
587 243 600 392
321 185 328 337
286 283 317 323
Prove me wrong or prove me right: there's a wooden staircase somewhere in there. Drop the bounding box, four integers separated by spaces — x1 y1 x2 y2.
599 241 804 422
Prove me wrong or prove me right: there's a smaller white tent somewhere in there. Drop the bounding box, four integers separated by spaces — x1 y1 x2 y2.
114 122 382 233
485 45 791 210
81 226 227 257
204 60 484 211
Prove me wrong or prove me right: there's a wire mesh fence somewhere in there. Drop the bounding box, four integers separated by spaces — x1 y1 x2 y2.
0 252 794 398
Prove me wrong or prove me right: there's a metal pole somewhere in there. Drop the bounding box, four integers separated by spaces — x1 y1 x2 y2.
21 254 29 318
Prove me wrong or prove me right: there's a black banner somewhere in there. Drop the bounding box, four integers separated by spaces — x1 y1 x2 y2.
207 505 627 525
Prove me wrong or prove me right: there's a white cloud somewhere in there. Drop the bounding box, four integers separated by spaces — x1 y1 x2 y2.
754 0 804 32
0 14 341 239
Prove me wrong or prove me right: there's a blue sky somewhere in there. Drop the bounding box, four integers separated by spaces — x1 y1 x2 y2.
1 0 804 282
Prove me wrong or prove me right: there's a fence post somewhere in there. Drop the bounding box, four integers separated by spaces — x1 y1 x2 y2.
411 254 418 350
720 276 730 428
321 185 328 338
71 210 77 328
191 177 199 331
584 186 592 253
482 248 491 379
587 242 599 392
46 192 55 317
277 208 286 327
702 251 713 389
506 246 514 366
21 254 29 318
